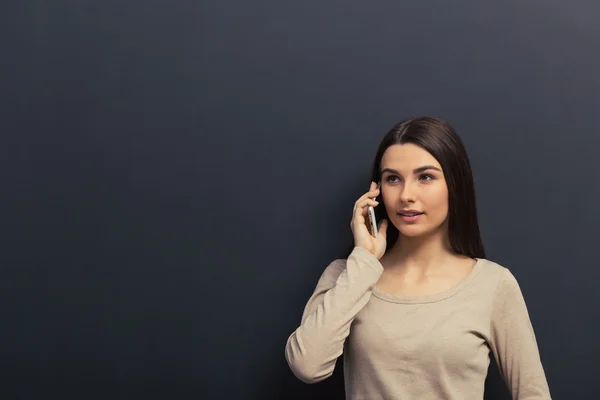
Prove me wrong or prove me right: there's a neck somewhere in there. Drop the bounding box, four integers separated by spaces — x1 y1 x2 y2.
386 227 456 275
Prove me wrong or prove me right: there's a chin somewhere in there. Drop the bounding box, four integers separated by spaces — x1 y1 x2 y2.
392 217 442 238
397 227 429 237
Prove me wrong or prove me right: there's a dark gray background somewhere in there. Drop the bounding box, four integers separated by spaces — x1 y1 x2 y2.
1 0 598 399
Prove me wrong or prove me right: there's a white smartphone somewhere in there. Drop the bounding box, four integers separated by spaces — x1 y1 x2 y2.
367 182 380 237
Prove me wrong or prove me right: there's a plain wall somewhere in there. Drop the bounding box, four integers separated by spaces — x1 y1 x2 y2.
1 0 599 398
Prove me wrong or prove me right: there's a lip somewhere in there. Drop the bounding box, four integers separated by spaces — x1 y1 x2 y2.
398 209 423 216
398 213 423 223
398 209 424 224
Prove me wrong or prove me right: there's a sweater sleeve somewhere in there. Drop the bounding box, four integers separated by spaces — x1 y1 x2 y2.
285 246 384 384
489 269 552 399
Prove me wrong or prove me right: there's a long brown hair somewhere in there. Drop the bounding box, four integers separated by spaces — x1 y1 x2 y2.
342 116 486 259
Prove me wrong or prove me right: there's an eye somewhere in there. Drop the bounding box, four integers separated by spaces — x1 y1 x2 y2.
385 175 400 183
420 174 434 181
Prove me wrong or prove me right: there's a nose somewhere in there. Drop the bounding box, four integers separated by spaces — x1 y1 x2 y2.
399 182 416 204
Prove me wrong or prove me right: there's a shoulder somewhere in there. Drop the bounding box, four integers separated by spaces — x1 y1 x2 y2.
475 258 528 312
475 257 519 289
467 257 527 306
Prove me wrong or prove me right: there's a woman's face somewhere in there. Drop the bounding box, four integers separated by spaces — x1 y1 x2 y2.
379 143 449 238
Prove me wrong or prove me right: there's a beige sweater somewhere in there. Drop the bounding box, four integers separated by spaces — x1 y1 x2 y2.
285 246 551 399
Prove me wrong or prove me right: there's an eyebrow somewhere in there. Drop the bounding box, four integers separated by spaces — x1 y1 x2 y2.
381 165 442 175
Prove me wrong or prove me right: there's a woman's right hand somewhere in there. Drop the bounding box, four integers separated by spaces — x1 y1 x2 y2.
351 181 389 259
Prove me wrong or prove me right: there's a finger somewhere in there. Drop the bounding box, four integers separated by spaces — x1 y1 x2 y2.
352 183 380 228
351 208 365 228
356 192 380 208
377 219 388 238
358 198 379 208
352 200 373 225
354 199 374 217
356 185 381 205
365 186 381 200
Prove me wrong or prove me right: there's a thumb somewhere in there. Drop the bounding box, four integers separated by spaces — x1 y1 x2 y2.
378 219 388 238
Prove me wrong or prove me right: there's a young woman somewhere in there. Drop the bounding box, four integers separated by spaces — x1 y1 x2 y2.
285 117 551 399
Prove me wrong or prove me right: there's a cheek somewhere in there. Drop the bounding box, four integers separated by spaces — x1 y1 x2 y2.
425 186 449 213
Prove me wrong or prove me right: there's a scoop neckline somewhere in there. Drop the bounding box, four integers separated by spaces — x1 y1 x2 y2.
371 258 483 304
